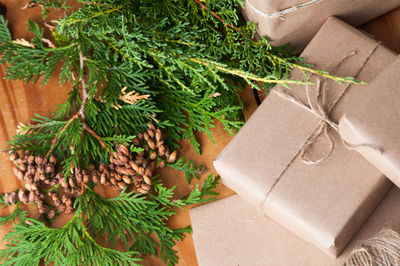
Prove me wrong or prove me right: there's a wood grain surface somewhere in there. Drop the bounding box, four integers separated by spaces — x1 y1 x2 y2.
0 2 399 265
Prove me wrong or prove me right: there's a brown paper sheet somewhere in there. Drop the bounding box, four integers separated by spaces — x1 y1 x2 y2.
242 0 400 49
339 56 400 189
214 17 396 257
190 186 400 266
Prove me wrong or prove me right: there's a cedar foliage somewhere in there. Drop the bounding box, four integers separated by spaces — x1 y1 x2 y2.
0 0 361 265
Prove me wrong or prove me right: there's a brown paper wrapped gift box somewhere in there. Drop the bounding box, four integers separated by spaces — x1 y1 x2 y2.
242 0 400 49
339 57 400 190
190 186 400 266
214 17 397 258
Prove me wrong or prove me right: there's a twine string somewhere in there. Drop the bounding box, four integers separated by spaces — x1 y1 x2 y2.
344 228 400 266
246 0 325 20
263 43 380 203
299 50 358 164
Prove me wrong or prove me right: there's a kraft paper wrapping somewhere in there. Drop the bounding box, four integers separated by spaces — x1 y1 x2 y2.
339 57 400 189
190 187 400 266
242 0 400 49
213 17 396 258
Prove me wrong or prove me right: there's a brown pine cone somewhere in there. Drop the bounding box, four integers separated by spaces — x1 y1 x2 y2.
18 189 28 204
47 209 56 220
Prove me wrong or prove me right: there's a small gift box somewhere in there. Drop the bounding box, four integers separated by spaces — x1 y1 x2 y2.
214 17 396 257
242 0 400 49
339 57 400 189
190 187 400 266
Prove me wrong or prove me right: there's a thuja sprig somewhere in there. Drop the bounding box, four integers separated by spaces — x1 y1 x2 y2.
1 117 218 265
47 49 106 154
0 0 361 153
191 0 364 86
0 209 142 266
0 173 219 265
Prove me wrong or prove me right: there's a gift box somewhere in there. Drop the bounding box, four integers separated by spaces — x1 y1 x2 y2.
213 17 396 257
242 0 400 49
339 57 400 189
190 187 400 266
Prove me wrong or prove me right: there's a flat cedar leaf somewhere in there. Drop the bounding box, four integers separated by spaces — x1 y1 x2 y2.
181 174 220 205
0 15 11 41
166 156 203 184
0 203 26 226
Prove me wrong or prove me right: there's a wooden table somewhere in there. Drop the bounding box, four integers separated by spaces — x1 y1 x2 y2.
0 2 399 265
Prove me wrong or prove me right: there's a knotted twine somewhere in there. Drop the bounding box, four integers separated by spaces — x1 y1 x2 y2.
246 0 324 20
263 43 380 203
344 228 400 266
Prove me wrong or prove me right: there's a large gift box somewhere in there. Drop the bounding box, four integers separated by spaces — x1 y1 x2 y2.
339 57 400 189
213 17 396 257
190 187 400 266
242 0 400 49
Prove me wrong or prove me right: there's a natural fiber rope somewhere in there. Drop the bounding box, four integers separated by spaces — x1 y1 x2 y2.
299 51 355 164
246 0 324 20
344 228 400 266
263 43 380 203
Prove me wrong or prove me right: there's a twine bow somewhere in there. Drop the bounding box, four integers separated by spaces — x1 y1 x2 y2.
246 0 325 20
274 51 358 165
300 77 338 164
263 43 380 202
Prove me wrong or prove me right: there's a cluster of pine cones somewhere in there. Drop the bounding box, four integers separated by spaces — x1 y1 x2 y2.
2 123 178 223
5 152 59 222
91 123 177 193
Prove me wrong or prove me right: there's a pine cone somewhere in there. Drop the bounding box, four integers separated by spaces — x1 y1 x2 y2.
4 123 181 222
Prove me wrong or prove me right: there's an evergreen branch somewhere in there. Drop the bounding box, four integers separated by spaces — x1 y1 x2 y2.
78 49 89 120
81 177 216 265
166 156 206 184
0 15 11 41
0 203 26 226
0 215 141 266
79 187 161 249
47 49 105 157
187 57 313 85
47 113 79 156
83 126 105 148
192 0 363 85
263 50 366 84
146 49 194 94
174 174 220 206
77 49 106 148
192 0 240 31
61 7 121 25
